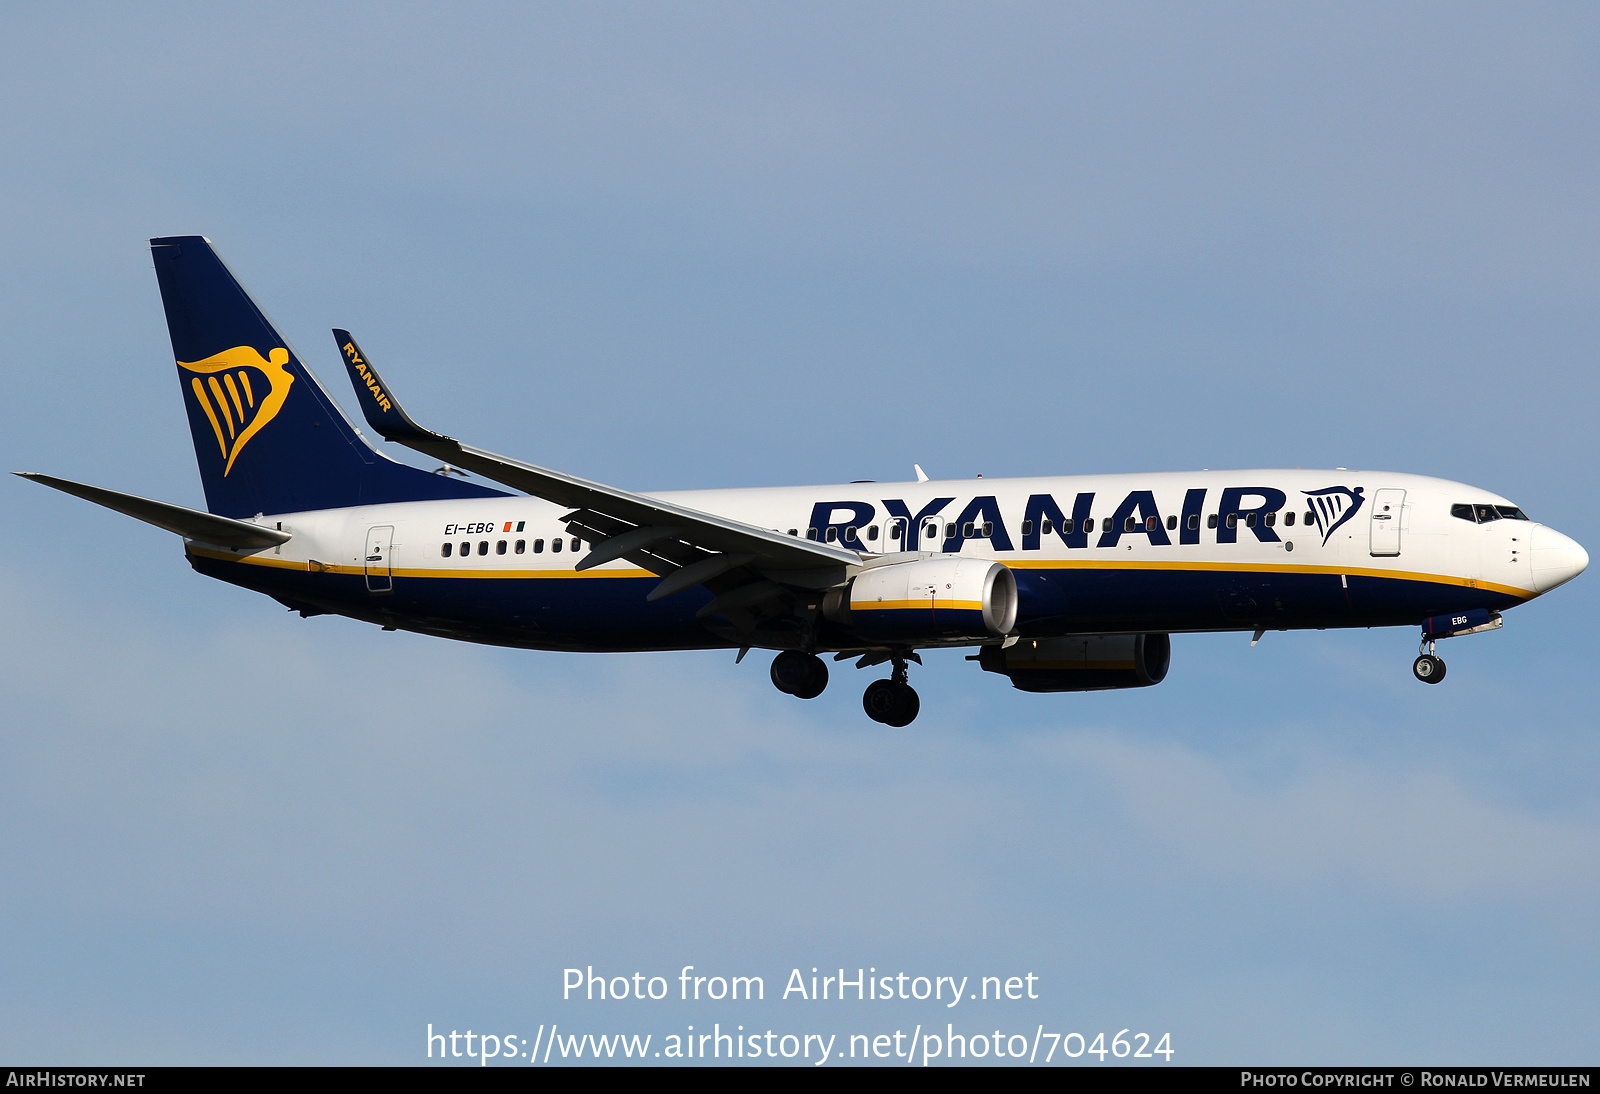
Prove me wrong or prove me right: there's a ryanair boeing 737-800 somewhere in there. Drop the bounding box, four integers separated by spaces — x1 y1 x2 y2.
18 237 1590 725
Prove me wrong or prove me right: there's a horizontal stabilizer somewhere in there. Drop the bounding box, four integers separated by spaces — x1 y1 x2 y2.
16 473 291 549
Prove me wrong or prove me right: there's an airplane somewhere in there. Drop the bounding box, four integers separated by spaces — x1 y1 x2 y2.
17 236 1590 726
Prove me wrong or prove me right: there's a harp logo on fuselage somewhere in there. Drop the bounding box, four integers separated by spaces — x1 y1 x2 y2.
178 346 295 476
1302 486 1364 546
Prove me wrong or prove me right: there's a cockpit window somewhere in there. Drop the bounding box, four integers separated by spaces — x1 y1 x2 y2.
1452 503 1530 524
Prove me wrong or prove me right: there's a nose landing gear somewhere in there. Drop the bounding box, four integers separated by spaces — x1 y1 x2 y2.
1412 638 1446 684
863 656 920 726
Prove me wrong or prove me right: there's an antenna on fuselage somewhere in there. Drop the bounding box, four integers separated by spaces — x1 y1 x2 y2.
913 464 929 482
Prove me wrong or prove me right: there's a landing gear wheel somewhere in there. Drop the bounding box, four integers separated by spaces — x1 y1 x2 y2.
771 651 828 698
863 679 920 726
1412 654 1446 684
885 684 919 727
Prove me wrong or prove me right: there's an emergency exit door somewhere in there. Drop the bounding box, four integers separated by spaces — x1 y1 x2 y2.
365 525 394 592
1369 490 1405 557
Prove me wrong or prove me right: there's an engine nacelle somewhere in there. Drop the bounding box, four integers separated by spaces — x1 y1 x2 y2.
978 634 1171 692
835 557 1018 643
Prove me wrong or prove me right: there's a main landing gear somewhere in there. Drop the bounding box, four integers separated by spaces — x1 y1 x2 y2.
770 649 921 725
771 650 829 699
1412 639 1446 685
863 657 920 727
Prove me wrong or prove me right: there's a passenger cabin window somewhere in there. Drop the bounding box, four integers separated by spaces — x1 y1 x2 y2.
1124 516 1137 532
1040 518 1052 535
788 529 798 537
552 539 562 553
867 525 879 541
825 527 837 542
1102 517 1113 532
1284 512 1295 526
1305 511 1315 525
963 522 975 538
1020 520 1034 536
843 526 856 543
806 528 818 540
945 523 957 539
515 540 526 554
571 538 581 552
1226 515 1237 529
1188 514 1199 530
478 541 489 555
982 522 994 537
496 540 507 555
533 539 545 553
1245 513 1257 528
1207 514 1218 529
1166 515 1177 530
1264 512 1275 527
441 543 453 558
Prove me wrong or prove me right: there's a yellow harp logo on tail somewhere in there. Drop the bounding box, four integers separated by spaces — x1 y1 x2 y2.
178 346 295 475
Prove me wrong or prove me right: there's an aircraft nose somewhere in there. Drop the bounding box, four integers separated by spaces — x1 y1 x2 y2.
1531 525 1589 593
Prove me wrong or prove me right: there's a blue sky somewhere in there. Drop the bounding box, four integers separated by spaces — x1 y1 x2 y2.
1 3 1596 1064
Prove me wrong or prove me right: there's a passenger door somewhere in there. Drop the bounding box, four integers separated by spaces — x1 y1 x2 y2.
1369 489 1405 557
365 525 394 593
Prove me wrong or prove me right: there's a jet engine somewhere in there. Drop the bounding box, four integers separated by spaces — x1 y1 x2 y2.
825 557 1017 643
978 634 1171 692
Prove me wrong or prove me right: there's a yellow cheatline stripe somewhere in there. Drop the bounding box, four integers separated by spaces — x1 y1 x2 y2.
186 545 655 579
186 546 1533 599
207 376 235 437
190 378 227 458
853 599 984 612
238 370 254 408
1008 558 1533 599
392 565 660 580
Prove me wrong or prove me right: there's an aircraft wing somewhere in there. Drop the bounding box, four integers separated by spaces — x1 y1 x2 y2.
331 331 861 590
16 473 291 550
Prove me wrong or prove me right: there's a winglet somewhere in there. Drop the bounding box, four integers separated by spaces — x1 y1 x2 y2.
332 330 445 445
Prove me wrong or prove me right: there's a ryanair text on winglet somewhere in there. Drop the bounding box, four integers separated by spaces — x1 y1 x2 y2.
343 342 392 412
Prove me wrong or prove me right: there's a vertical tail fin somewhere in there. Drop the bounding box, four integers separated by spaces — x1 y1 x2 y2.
149 236 505 516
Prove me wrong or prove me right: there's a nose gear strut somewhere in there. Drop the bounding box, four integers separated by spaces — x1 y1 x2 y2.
1412 636 1446 684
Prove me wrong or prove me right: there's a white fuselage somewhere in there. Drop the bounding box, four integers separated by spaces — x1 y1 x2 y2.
186 468 1587 652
